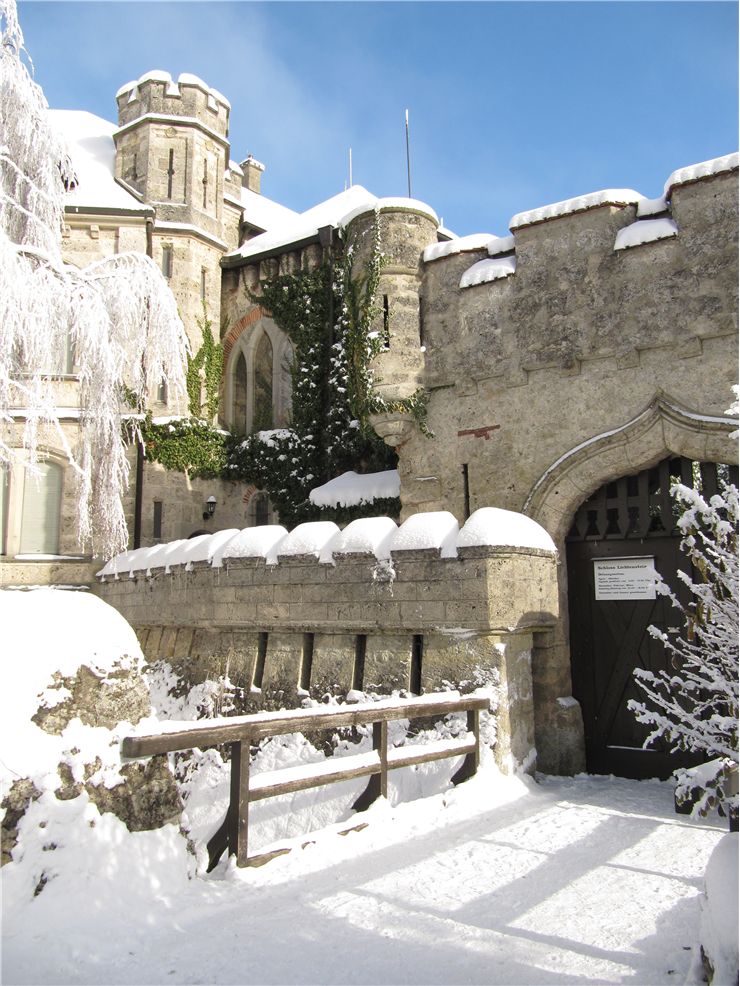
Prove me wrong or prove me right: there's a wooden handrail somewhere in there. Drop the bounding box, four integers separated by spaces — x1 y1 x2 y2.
121 692 490 869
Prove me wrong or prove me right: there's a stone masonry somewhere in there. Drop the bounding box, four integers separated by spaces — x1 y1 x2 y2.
95 541 560 774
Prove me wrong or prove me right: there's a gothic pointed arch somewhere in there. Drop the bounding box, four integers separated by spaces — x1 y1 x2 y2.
223 311 292 434
523 393 737 542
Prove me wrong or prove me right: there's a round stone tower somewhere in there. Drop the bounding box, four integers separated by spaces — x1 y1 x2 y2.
344 199 439 447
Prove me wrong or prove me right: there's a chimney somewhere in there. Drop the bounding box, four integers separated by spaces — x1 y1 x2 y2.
240 155 265 194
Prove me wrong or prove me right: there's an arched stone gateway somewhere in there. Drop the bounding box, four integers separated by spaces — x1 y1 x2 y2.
524 395 737 778
567 456 737 779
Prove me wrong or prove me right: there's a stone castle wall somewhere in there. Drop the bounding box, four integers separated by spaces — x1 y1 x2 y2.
94 542 567 773
398 169 738 522
384 166 738 774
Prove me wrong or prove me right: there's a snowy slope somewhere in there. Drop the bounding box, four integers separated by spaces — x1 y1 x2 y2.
2 772 725 986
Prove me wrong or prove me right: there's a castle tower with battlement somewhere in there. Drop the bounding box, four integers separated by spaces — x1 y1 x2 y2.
113 71 243 357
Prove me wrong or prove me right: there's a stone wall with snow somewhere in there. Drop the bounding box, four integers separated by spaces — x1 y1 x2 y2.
93 509 561 774
392 156 738 777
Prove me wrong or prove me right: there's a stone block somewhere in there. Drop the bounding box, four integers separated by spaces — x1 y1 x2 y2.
173 627 194 660
310 633 356 699
364 634 413 694
261 632 302 709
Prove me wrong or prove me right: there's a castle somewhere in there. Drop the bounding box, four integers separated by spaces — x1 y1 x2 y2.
2 70 737 777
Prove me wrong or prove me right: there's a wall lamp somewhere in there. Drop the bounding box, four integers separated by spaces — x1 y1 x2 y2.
203 495 217 521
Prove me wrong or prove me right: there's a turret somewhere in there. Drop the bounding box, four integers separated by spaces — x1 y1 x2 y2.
113 71 231 243
344 199 438 447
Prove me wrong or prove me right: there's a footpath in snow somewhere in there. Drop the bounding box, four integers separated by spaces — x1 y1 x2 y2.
2 770 725 986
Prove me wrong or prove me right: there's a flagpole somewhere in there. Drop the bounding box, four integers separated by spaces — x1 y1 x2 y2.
405 109 412 198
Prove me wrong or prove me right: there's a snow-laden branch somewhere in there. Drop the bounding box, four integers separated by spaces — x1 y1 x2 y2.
0 0 189 557
629 478 739 820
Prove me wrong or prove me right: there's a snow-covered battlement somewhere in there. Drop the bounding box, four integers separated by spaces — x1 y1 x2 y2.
422 153 737 295
115 69 230 137
94 507 558 651
116 70 230 109
93 508 559 767
97 508 556 581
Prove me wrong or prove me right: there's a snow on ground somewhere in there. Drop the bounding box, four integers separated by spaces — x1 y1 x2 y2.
1 589 733 986
2 768 726 986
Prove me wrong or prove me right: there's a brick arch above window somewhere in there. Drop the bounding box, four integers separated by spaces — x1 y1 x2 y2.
224 310 292 435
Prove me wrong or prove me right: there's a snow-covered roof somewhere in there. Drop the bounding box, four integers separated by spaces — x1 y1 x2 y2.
50 110 150 213
460 256 517 289
116 70 230 109
614 217 678 252
510 189 644 230
240 186 299 234
309 470 400 509
663 152 738 195
225 186 438 263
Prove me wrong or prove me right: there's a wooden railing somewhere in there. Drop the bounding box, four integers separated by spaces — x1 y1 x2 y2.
121 692 490 869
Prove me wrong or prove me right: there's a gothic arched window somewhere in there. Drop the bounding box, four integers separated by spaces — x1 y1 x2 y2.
229 321 291 436
234 351 248 436
253 332 274 432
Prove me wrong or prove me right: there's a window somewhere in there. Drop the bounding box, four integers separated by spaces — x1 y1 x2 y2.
156 378 168 404
382 294 390 349
253 332 274 432
161 244 173 279
166 148 175 200
19 461 63 554
229 322 292 436
153 501 163 541
0 465 7 555
254 492 269 527
234 352 247 435
200 268 207 302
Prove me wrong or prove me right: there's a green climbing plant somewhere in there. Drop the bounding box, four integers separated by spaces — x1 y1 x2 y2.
186 305 224 421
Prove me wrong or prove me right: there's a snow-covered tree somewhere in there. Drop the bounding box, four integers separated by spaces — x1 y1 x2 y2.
0 0 188 557
629 470 738 822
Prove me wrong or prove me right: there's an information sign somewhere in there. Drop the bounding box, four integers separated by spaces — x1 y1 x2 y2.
593 557 657 601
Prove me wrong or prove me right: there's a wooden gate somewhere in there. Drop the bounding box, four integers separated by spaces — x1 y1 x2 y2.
566 456 737 779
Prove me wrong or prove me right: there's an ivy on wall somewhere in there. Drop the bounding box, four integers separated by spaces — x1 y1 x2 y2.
225 253 397 528
141 416 228 480
186 307 224 422
138 221 428 526
139 310 228 480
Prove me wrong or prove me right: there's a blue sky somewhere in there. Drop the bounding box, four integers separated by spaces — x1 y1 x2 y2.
18 1 738 236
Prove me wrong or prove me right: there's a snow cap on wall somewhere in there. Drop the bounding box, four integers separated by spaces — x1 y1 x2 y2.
332 517 398 560
309 470 400 509
390 511 459 558
215 526 289 567
277 522 342 564
457 508 556 553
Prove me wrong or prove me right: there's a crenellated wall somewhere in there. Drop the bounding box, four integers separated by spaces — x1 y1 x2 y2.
94 542 563 773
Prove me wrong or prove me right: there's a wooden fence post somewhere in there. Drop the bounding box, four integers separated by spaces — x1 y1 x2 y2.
228 739 251 867
352 720 388 811
451 708 480 785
